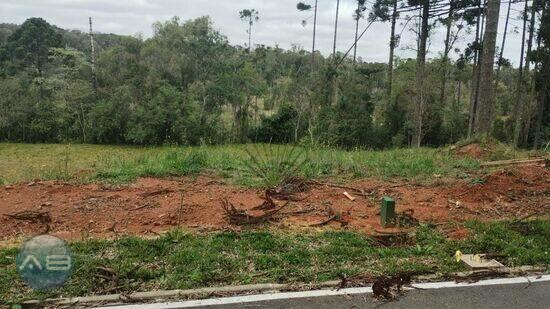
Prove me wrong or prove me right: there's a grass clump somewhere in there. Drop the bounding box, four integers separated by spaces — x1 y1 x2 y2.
460 221 550 266
95 149 209 183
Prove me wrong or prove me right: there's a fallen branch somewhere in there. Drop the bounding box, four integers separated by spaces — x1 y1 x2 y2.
307 180 370 195
338 273 376 290
177 190 185 225
269 177 311 201
308 180 402 198
512 205 550 223
221 199 288 225
282 208 316 216
480 158 546 167
139 189 174 198
131 201 159 211
251 192 278 211
4 211 51 224
310 215 341 227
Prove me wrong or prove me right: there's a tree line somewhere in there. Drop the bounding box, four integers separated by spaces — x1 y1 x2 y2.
0 0 548 149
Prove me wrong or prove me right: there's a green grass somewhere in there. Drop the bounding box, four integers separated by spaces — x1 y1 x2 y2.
0 143 483 186
1 221 548 304
0 221 550 303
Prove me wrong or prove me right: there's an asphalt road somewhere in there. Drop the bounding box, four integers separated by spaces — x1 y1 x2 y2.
96 277 550 309
205 281 550 309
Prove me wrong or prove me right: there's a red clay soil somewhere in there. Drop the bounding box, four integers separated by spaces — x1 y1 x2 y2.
0 165 548 242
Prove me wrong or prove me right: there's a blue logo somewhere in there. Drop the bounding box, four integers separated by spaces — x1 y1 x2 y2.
16 235 73 291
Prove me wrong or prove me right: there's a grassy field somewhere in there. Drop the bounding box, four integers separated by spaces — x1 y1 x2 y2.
1 143 547 304
1 221 548 304
0 143 488 186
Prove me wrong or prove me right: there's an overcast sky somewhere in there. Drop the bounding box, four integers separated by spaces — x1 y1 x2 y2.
1 0 530 66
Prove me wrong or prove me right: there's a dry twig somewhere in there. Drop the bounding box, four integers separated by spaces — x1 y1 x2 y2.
139 189 174 198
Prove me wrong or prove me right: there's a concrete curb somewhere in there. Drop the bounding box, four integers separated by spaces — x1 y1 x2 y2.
21 266 547 307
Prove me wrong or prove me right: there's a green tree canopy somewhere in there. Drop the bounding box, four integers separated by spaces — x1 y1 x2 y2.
3 18 62 75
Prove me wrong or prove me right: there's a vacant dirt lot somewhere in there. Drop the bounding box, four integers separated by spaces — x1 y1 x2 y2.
0 164 548 242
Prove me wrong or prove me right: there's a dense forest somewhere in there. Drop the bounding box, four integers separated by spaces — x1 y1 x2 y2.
0 0 548 149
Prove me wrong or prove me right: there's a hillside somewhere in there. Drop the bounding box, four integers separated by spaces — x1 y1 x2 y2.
0 22 129 53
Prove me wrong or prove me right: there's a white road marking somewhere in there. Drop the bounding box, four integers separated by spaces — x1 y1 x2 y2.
95 275 550 309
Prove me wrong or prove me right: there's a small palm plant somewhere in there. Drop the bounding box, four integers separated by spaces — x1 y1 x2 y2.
242 144 307 188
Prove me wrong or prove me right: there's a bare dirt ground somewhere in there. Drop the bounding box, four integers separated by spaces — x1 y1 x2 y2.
0 165 548 242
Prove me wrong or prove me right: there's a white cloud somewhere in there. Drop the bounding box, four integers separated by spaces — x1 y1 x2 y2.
0 0 527 65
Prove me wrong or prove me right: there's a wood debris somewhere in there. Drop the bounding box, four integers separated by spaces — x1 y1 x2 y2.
459 254 505 270
308 180 373 197
480 158 546 167
343 192 356 201
221 199 288 225
511 205 550 223
339 270 433 299
372 274 413 300
372 230 415 247
454 269 504 283
338 273 377 289
94 266 118 282
253 177 311 211
131 201 160 211
266 177 310 201
251 191 278 211
310 205 350 227
139 189 174 198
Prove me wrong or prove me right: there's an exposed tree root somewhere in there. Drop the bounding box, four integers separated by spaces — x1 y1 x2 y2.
266 177 310 201
221 199 289 225
251 192 278 211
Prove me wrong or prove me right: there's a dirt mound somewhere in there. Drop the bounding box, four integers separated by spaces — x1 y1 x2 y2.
453 143 489 160
0 166 548 242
